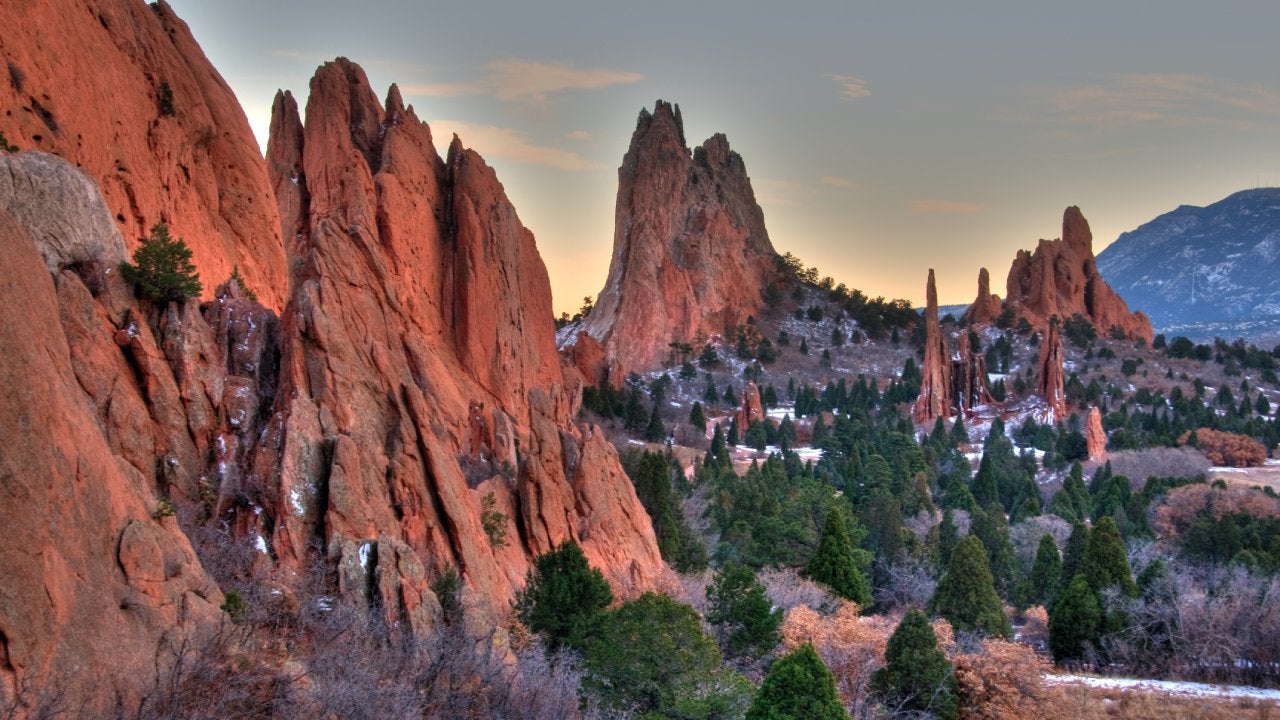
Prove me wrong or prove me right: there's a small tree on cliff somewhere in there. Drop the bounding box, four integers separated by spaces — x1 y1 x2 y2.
121 222 202 302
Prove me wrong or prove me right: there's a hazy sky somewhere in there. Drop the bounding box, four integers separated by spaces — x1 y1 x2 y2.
168 1 1280 314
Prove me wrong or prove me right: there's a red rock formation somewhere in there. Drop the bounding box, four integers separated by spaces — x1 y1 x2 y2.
736 381 766 432
256 59 663 621
0 177 224 712
579 101 779 378
0 0 287 309
1004 207 1152 342
565 330 609 386
1086 406 1107 462
1037 320 1067 422
913 269 953 423
952 330 995 414
963 267 1003 325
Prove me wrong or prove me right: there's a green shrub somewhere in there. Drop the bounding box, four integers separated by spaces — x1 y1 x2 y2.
220 589 248 622
121 223 202 302
158 81 175 116
152 499 176 520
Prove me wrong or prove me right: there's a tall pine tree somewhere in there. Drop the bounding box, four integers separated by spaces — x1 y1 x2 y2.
746 644 849 720
929 535 1011 638
804 508 872 606
873 609 958 720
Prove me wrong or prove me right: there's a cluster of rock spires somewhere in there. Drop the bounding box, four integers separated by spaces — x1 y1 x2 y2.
0 1 661 709
570 100 780 382
965 207 1153 343
911 270 995 424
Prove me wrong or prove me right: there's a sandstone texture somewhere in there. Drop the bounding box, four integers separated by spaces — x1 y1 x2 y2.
1002 207 1152 342
580 101 779 380
736 381 766 432
0 0 287 309
953 330 995 414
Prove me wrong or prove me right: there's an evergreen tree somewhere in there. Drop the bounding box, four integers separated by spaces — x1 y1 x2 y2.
690 401 707 433
583 592 751 717
971 454 999 509
515 541 613 649
799 337 810 355
710 425 728 464
1058 522 1089 591
706 562 782 658
972 503 1017 599
950 415 968 445
929 535 1011 638
645 402 667 441
121 223 203 302
1048 574 1100 664
1023 533 1062 609
804 508 872 605
746 644 849 720
811 414 828 447
704 381 720 405
872 609 959 720
1082 516 1137 598
937 509 960 570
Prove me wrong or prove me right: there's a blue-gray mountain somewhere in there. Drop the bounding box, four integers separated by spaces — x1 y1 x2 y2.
1096 188 1280 342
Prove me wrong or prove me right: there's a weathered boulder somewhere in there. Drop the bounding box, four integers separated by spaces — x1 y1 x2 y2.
0 0 287 308
580 101 779 377
1003 207 1152 342
736 381 766 433
0 151 127 272
913 269 953 423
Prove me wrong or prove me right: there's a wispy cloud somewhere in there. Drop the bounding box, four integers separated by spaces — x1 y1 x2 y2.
1041 73 1280 131
821 175 858 189
404 59 642 104
828 74 871 100
753 178 807 207
565 130 592 142
909 199 981 214
429 120 603 171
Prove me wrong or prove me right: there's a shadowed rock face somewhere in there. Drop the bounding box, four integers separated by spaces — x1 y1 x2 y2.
581 101 779 380
1002 207 1152 342
0 0 288 309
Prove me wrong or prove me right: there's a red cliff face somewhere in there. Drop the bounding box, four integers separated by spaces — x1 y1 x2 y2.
0 1 288 310
257 60 662 622
913 269 953 423
1004 207 1152 342
580 101 779 379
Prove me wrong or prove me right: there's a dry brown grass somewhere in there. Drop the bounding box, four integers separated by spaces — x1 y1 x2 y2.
1048 682 1277 720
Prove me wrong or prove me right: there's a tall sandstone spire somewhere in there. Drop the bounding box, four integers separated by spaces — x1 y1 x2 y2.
580 101 779 379
913 269 953 423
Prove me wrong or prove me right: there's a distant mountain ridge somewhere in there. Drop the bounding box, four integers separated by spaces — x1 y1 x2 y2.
1096 188 1280 341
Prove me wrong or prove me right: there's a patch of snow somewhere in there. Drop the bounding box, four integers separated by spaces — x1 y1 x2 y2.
254 534 268 555
358 542 372 570
1043 674 1280 702
290 486 307 516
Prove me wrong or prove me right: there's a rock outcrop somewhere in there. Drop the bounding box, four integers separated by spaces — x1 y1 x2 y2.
256 60 662 621
963 267 1003 326
953 330 995 413
1001 207 1152 342
913 269 953 423
0 0 287 309
736 381 766 432
579 101 779 380
0 158 225 712
1037 320 1067 422
1086 406 1107 462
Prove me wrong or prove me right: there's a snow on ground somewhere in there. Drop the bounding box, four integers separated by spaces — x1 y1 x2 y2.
1043 674 1280 702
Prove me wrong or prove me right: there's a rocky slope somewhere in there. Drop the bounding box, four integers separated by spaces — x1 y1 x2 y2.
578 101 779 380
0 4 663 711
973 207 1153 343
0 0 288 309
1096 188 1280 340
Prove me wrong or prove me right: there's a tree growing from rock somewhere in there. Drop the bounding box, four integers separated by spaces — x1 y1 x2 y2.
121 222 202 302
